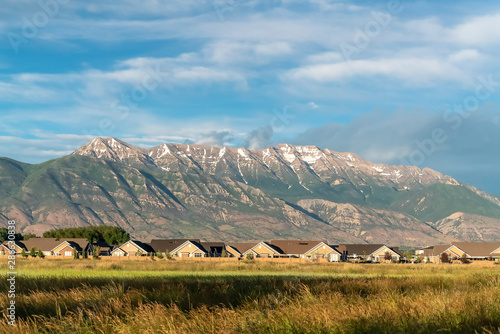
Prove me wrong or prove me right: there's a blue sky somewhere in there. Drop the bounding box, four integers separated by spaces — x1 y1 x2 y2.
1 0 500 195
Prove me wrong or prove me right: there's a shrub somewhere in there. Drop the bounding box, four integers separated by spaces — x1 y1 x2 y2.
165 250 172 260
440 252 450 264
156 252 164 259
246 253 254 260
92 246 101 259
136 250 143 257
459 253 470 264
37 250 45 258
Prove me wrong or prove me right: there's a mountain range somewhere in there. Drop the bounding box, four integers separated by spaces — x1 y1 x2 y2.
1 137 499 246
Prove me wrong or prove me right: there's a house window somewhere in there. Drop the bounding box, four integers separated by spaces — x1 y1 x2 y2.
194 252 203 257
64 251 72 256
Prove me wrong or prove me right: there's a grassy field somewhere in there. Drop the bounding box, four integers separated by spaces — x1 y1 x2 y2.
1 260 500 333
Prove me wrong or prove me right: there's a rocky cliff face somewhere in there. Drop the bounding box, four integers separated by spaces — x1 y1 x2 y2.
1 137 499 245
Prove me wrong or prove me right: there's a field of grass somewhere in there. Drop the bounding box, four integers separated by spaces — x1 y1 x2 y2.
1 260 500 333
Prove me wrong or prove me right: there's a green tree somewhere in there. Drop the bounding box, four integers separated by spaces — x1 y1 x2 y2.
221 249 228 258
165 249 172 260
43 226 129 245
21 248 27 259
246 253 253 260
136 250 143 257
37 250 44 258
93 246 101 259
73 248 79 259
156 252 164 259
29 247 36 258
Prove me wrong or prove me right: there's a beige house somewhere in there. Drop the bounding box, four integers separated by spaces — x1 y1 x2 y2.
337 244 400 262
226 242 281 258
112 240 153 256
270 240 341 261
170 240 208 258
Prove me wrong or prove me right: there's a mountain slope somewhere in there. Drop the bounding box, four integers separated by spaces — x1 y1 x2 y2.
1 137 499 245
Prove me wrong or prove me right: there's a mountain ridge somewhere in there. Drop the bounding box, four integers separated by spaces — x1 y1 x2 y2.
0 137 499 245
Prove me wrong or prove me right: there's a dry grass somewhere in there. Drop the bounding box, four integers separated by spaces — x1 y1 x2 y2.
1 260 500 333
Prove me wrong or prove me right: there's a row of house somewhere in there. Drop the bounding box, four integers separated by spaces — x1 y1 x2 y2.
1 237 402 262
417 242 500 263
0 238 112 257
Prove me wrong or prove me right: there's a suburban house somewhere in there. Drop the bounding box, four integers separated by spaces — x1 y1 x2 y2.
200 242 225 257
51 238 92 257
226 241 282 258
337 244 401 262
269 240 341 261
112 240 154 256
18 238 67 256
149 239 206 258
92 241 115 256
419 242 500 262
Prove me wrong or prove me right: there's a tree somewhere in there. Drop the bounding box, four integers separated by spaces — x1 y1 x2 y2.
440 252 450 264
246 253 253 260
221 249 228 258
384 251 392 262
82 250 87 259
165 249 172 260
156 252 164 259
92 246 101 259
37 250 45 258
459 253 470 264
29 247 36 258
21 248 27 259
136 250 143 257
73 248 79 259
43 226 130 245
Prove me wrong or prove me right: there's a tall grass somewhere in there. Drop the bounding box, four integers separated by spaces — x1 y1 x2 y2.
1 261 500 333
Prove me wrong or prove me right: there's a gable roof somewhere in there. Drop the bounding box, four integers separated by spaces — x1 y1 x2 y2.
53 238 90 252
421 245 452 257
226 242 260 255
171 240 208 254
451 242 500 257
242 241 282 256
200 242 225 255
114 240 154 254
337 244 389 256
18 238 63 252
149 239 202 253
270 240 332 255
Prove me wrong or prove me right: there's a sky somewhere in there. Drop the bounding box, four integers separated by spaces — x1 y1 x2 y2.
1 0 500 195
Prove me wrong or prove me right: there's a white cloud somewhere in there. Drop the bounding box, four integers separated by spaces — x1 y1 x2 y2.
450 13 500 45
285 57 465 85
448 49 480 63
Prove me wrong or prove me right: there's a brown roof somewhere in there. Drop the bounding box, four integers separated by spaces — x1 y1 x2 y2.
19 238 63 252
60 238 90 252
452 242 500 258
226 242 260 255
421 245 451 257
336 244 391 256
149 239 203 253
269 240 327 255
